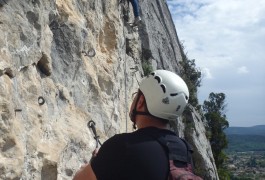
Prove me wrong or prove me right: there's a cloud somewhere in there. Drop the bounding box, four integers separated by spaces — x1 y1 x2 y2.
168 0 265 127
237 66 249 74
201 67 213 79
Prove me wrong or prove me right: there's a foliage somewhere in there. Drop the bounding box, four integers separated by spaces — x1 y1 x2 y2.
226 134 265 152
203 92 229 172
178 42 202 109
225 125 265 136
203 92 227 117
226 151 265 179
142 61 153 76
230 176 253 180
205 130 212 140
247 156 257 167
218 168 231 180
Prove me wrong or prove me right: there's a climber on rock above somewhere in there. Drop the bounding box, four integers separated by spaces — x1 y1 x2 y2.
73 70 202 180
129 0 141 26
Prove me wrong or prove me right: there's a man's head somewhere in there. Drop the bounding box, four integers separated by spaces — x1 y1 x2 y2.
130 70 189 127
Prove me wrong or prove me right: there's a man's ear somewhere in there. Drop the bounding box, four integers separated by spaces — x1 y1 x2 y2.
136 94 146 110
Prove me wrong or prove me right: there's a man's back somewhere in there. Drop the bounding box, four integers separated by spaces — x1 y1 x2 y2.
91 127 184 180
73 70 191 180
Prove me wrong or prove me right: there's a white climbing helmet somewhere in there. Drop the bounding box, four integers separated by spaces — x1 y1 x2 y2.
139 70 189 121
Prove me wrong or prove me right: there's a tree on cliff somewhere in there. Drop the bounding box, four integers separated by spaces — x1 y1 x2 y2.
179 43 202 110
203 92 230 177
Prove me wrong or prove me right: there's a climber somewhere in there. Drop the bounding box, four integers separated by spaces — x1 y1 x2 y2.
73 70 194 180
129 0 141 26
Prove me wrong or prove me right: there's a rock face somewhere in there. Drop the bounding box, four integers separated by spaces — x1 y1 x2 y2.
0 0 218 179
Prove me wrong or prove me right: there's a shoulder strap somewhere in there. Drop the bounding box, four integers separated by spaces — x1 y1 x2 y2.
178 138 195 171
158 136 196 172
143 128 193 164
179 138 193 161
154 135 190 163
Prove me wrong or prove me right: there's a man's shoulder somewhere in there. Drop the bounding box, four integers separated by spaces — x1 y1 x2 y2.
107 132 130 141
106 127 178 144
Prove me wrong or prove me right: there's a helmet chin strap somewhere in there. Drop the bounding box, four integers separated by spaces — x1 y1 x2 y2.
130 92 140 129
130 91 151 129
131 111 151 129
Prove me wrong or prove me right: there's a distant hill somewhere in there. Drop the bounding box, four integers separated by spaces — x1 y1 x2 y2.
225 125 265 152
225 125 265 136
226 134 265 152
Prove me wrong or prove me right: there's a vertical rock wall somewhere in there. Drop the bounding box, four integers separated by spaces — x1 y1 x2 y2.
0 0 218 179
139 0 183 72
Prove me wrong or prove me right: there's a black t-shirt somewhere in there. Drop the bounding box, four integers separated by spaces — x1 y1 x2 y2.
91 127 180 180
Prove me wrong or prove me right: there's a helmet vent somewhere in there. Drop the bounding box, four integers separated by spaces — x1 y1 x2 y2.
176 105 181 112
170 93 178 96
160 84 166 93
162 97 169 104
154 76 161 83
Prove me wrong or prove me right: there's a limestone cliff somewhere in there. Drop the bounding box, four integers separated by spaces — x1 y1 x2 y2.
0 0 218 179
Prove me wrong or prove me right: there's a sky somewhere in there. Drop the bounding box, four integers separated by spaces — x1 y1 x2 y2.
167 0 265 127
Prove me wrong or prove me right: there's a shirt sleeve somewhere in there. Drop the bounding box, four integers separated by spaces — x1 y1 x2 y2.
91 134 126 179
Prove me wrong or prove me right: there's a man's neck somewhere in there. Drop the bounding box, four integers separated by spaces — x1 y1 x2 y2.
136 116 168 129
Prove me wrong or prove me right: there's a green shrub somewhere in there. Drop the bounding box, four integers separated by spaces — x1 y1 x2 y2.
178 42 202 109
142 61 153 76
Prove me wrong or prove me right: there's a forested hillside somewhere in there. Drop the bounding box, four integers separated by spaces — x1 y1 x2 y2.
225 125 265 136
225 125 265 152
226 134 265 152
